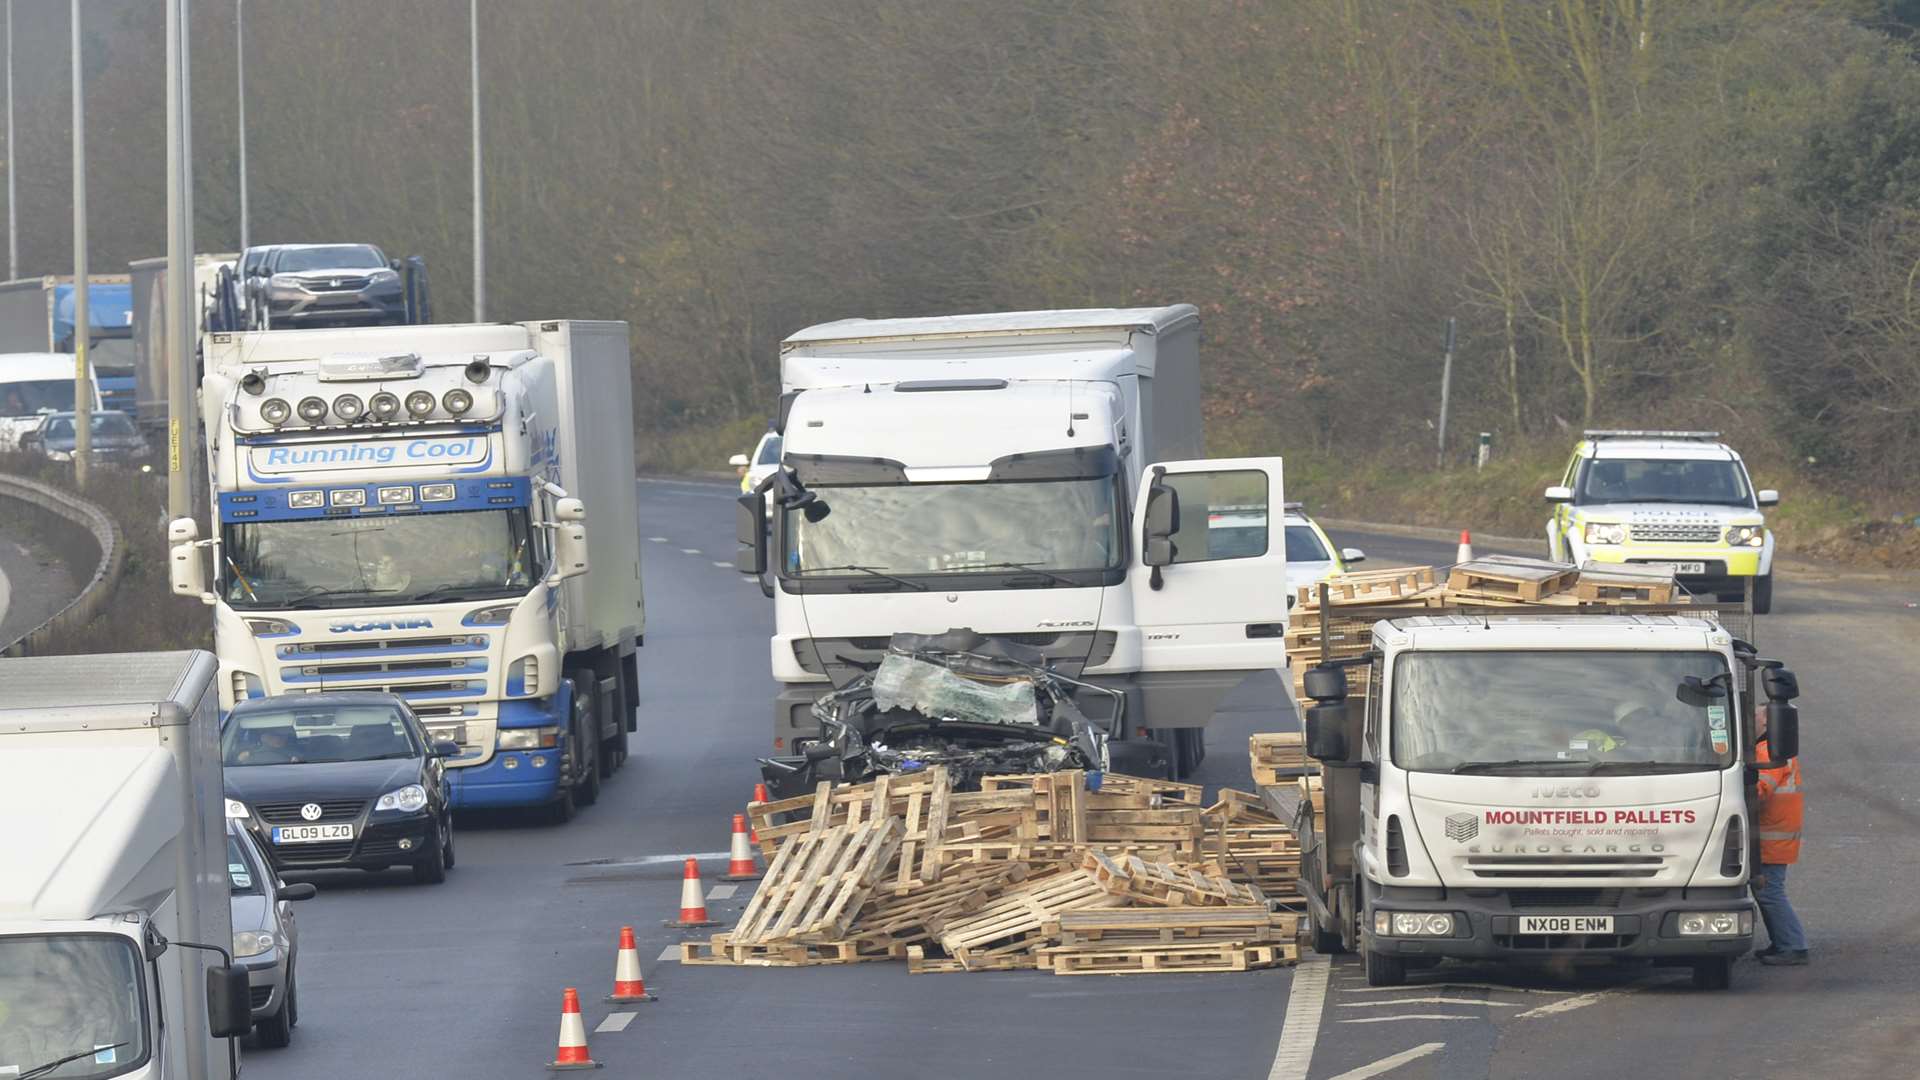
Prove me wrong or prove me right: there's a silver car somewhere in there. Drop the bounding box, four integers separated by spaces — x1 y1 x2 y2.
227 820 315 1048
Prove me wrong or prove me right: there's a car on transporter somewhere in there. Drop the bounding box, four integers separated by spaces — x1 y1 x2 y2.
222 692 458 885
240 243 408 328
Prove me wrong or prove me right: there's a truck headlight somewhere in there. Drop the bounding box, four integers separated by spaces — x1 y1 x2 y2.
375 783 429 813
1583 522 1627 545
332 394 366 421
464 603 517 626
406 390 437 417
225 798 250 820
1725 525 1764 547
245 618 295 637
1676 911 1752 937
442 389 474 416
233 930 276 958
1375 911 1456 937
296 396 329 423
288 490 325 509
498 726 560 750
260 398 292 425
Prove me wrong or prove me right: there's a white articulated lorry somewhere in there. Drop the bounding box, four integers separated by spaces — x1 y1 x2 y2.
170 321 644 820
1289 605 1801 989
735 307 1290 779
0 650 254 1080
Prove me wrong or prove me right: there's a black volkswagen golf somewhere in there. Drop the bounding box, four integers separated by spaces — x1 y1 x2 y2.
223 692 457 884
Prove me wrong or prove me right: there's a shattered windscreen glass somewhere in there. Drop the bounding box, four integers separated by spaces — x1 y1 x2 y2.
870 654 1040 727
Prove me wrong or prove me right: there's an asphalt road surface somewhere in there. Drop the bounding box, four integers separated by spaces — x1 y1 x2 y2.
0 522 79 645
245 478 1920 1080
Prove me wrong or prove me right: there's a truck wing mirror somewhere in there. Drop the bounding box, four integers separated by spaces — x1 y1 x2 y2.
1142 479 1180 572
1544 485 1573 503
1761 665 1798 702
734 492 768 578
1302 665 1349 702
206 966 252 1038
549 499 588 581
1304 702 1349 763
167 517 215 605
1764 701 1799 761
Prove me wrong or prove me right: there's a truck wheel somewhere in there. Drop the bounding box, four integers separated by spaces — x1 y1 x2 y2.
566 671 602 806
1364 947 1407 987
1751 573 1773 615
1690 956 1732 990
547 784 576 825
255 985 293 1048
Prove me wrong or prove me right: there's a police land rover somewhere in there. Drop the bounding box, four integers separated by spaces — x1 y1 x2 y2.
1544 432 1779 614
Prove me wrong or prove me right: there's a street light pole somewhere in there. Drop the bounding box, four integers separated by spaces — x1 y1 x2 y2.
71 0 90 488
165 0 196 521
470 0 484 321
236 0 247 252
6 0 16 281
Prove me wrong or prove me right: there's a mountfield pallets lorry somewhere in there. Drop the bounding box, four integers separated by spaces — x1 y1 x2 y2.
736 307 1290 779
169 321 644 820
0 651 254 1080
1284 598 1800 989
0 275 139 416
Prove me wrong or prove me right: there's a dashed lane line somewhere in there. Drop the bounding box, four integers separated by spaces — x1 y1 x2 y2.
712 561 732 569
1326 1042 1446 1080
1266 955 1329 1080
657 946 679 963
595 1012 637 1034
707 884 738 901
1513 978 1675 1019
646 536 669 542
564 851 731 869
680 548 702 555
1337 1014 1482 1025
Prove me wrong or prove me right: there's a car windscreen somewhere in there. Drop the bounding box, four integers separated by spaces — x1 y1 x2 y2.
1284 524 1331 561
44 414 135 440
1577 457 1751 506
1392 649 1737 775
0 934 150 1079
223 704 422 766
755 434 783 466
227 834 265 895
273 245 386 272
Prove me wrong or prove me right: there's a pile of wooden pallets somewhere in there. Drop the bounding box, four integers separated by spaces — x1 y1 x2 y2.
681 767 1301 975
1249 732 1315 785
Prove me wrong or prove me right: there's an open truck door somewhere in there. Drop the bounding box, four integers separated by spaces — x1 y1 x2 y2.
1126 457 1289 773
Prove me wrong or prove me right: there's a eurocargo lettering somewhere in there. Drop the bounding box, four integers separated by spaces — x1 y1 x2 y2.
170 322 644 822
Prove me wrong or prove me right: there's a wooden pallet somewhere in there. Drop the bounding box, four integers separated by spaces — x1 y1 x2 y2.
731 817 904 945
931 867 1122 970
749 769 949 868
1082 852 1266 907
1044 906 1295 946
904 944 1036 974
1574 564 1678 603
1446 556 1579 601
1294 566 1439 609
1038 941 1294 975
679 934 873 967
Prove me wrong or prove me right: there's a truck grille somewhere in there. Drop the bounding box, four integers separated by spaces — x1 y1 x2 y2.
280 635 481 658
291 657 480 677
1466 855 1663 879
1628 523 1720 543
256 798 365 824
1507 888 1624 909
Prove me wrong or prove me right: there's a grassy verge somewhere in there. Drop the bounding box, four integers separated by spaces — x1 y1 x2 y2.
636 416 768 477
0 454 212 655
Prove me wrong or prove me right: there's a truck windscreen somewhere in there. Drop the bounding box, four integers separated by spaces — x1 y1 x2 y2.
0 379 80 417
782 477 1121 579
1392 650 1736 774
220 508 545 609
0 933 150 1079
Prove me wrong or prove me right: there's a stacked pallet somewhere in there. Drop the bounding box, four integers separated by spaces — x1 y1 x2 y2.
1249 732 1316 785
683 767 1301 975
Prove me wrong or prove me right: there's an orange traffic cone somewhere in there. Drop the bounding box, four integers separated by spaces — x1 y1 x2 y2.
665 857 720 928
722 814 762 881
546 987 601 1071
1456 529 1474 563
749 782 770 843
605 926 657 1004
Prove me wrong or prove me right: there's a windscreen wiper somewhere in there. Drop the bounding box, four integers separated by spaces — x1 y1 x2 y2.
970 561 1080 587
792 565 927 591
410 583 517 604
1582 760 1713 774
1449 758 1592 774
20 1043 129 1080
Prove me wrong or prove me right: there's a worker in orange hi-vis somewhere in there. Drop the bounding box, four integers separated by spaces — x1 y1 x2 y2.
1752 707 1808 966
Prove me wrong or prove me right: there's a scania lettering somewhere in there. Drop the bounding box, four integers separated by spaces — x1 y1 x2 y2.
737 307 1290 779
1284 606 1801 991
170 321 644 821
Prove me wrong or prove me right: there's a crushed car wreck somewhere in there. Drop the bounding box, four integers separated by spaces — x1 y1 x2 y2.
759 629 1165 796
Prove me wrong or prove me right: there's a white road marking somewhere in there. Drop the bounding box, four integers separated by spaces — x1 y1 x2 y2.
1326 1042 1446 1080
570 851 731 869
680 548 702 555
595 1012 636 1034
646 536 669 542
707 884 738 900
1337 1014 1481 1025
1336 997 1525 1008
1266 955 1329 1080
712 561 732 569
657 945 680 963
1514 978 1672 1019
1338 983 1571 995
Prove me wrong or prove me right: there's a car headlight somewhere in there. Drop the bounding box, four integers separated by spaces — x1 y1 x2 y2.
375 784 429 813
233 930 277 959
270 274 301 287
1583 522 1627 545
1725 525 1765 547
370 269 400 282
1676 910 1753 937
497 727 560 750
46 449 72 462
225 798 250 820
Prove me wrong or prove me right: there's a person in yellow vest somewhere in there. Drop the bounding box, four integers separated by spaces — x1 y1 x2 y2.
1753 707 1808 966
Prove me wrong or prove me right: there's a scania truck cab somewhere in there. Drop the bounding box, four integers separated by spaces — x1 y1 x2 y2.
171 321 644 820
737 307 1291 779
1295 611 1800 990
